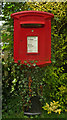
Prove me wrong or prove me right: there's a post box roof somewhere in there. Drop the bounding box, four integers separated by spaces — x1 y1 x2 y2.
11 10 54 19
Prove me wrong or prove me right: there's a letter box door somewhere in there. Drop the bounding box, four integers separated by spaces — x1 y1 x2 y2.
19 20 51 64
19 22 45 62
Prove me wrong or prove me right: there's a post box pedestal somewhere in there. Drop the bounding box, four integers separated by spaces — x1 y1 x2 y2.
24 96 42 116
24 74 42 116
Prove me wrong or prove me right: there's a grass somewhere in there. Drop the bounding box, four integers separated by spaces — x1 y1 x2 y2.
2 110 66 119
2 95 67 119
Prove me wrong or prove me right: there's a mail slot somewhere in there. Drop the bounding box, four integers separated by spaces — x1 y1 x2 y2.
21 24 44 28
11 11 54 66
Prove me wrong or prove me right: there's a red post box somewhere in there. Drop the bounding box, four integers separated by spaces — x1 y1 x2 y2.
11 11 54 66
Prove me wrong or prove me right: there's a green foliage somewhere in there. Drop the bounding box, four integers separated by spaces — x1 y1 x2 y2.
2 95 24 118
2 2 67 118
56 85 67 110
42 101 62 114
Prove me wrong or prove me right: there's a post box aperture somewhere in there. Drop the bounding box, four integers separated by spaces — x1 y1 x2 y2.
21 24 44 28
11 11 54 66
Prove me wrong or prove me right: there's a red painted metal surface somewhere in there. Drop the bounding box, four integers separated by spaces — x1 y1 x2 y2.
11 11 54 66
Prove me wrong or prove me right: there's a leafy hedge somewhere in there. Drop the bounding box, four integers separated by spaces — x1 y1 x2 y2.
2 2 67 118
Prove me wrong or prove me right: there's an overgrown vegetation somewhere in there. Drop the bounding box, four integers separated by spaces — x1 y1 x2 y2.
2 2 67 119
